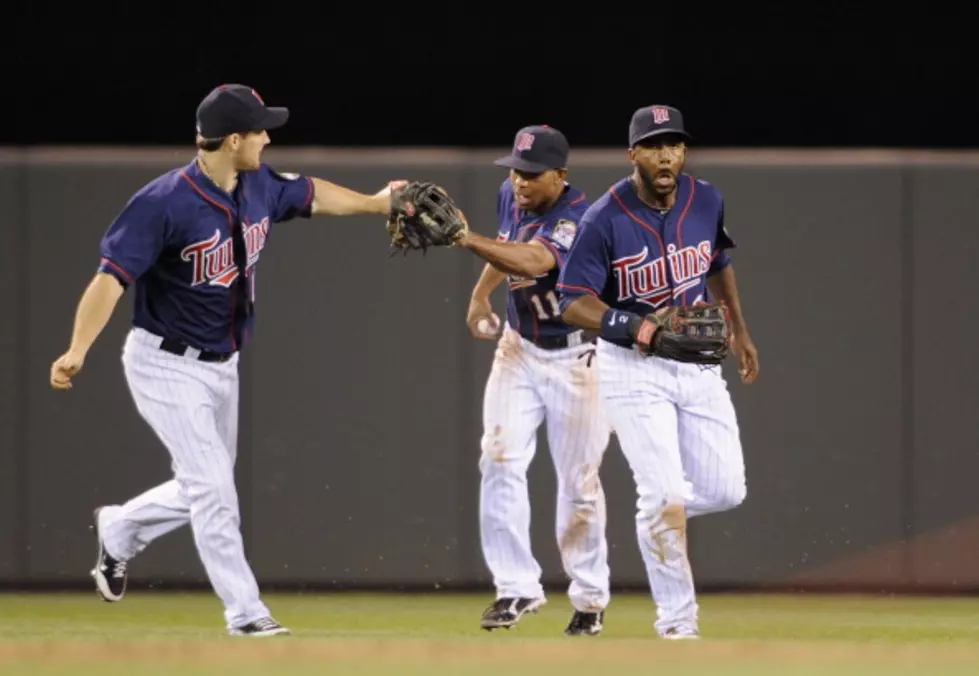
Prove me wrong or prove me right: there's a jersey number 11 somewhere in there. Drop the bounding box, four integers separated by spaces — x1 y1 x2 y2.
529 291 561 320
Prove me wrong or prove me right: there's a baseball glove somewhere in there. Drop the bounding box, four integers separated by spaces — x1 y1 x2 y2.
386 181 468 255
632 303 732 364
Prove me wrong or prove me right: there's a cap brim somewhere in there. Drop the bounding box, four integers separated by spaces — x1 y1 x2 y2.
493 155 558 173
631 128 692 146
258 107 289 130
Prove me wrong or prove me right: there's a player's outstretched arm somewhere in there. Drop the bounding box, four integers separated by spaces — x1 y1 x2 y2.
456 230 555 279
50 273 125 390
309 177 396 217
707 266 758 383
466 263 507 340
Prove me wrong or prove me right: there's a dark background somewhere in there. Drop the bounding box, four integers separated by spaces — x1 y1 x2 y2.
2 23 977 594
3 15 976 150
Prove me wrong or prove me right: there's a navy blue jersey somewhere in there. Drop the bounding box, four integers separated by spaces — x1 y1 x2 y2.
496 179 590 343
557 174 735 348
98 158 314 353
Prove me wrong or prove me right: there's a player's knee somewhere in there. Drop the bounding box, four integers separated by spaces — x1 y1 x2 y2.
636 498 687 529
177 473 238 510
561 463 603 505
637 502 688 564
479 425 509 465
660 502 687 530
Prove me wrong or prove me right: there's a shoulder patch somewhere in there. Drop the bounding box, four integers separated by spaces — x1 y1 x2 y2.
277 172 301 181
551 218 577 249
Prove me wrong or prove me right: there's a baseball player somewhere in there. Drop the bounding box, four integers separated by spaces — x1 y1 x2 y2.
556 105 758 639
49 83 403 637
454 126 611 636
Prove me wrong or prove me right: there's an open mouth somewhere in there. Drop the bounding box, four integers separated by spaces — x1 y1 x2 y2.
653 170 675 188
515 193 532 206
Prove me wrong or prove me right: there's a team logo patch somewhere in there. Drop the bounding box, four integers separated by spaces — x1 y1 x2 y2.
278 171 300 181
515 132 535 152
551 219 577 249
651 106 671 124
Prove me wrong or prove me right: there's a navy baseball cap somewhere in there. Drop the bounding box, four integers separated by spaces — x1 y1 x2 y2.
629 105 691 147
493 125 569 173
196 84 289 139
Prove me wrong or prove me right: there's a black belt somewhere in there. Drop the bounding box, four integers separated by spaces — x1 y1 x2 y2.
530 331 593 351
159 337 235 363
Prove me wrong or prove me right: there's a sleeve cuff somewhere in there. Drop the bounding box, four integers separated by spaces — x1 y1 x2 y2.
707 251 732 277
302 176 315 215
532 235 565 266
556 282 599 298
99 258 133 288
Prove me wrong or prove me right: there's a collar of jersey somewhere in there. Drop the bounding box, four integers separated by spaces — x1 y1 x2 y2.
181 158 247 210
623 172 690 213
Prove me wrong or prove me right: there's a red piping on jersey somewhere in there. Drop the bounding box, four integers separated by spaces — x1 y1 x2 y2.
100 258 133 284
673 176 696 304
556 282 598 297
533 236 562 265
179 171 240 351
303 177 314 210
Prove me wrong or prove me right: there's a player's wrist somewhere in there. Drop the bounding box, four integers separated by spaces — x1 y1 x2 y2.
600 308 642 343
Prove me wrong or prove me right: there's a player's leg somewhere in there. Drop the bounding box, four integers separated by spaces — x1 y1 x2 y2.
210 358 284 635
478 332 547 628
541 345 611 636
677 365 747 518
117 332 276 632
97 482 189 562
92 480 189 601
595 341 699 638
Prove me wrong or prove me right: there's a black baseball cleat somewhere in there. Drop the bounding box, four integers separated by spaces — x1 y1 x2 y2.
228 617 291 637
90 507 128 602
479 597 545 631
564 610 604 636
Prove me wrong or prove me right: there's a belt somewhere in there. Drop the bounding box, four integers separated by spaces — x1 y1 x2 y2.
530 330 592 351
158 337 235 363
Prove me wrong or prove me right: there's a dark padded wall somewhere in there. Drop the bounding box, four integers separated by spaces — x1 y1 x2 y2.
3 148 977 591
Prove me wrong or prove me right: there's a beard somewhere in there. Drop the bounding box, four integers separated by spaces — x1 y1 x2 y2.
636 164 660 196
637 163 679 197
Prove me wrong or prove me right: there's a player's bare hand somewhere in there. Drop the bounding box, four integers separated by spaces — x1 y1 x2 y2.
467 298 501 341
453 208 472 247
50 350 85 390
374 180 408 215
732 330 759 384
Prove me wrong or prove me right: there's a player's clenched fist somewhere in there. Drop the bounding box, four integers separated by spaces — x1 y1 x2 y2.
466 298 501 341
50 350 85 390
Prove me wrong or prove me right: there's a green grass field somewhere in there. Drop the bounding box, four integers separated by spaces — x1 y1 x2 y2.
2 591 979 675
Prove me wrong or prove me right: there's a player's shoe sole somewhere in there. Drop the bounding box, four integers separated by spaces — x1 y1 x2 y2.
480 597 546 631
90 507 128 602
228 618 291 637
661 627 700 640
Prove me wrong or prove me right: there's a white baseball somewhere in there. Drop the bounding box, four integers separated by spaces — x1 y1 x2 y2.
477 314 500 336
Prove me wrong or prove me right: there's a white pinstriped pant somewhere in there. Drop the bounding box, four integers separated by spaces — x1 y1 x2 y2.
97 327 269 628
596 338 746 635
479 327 611 612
